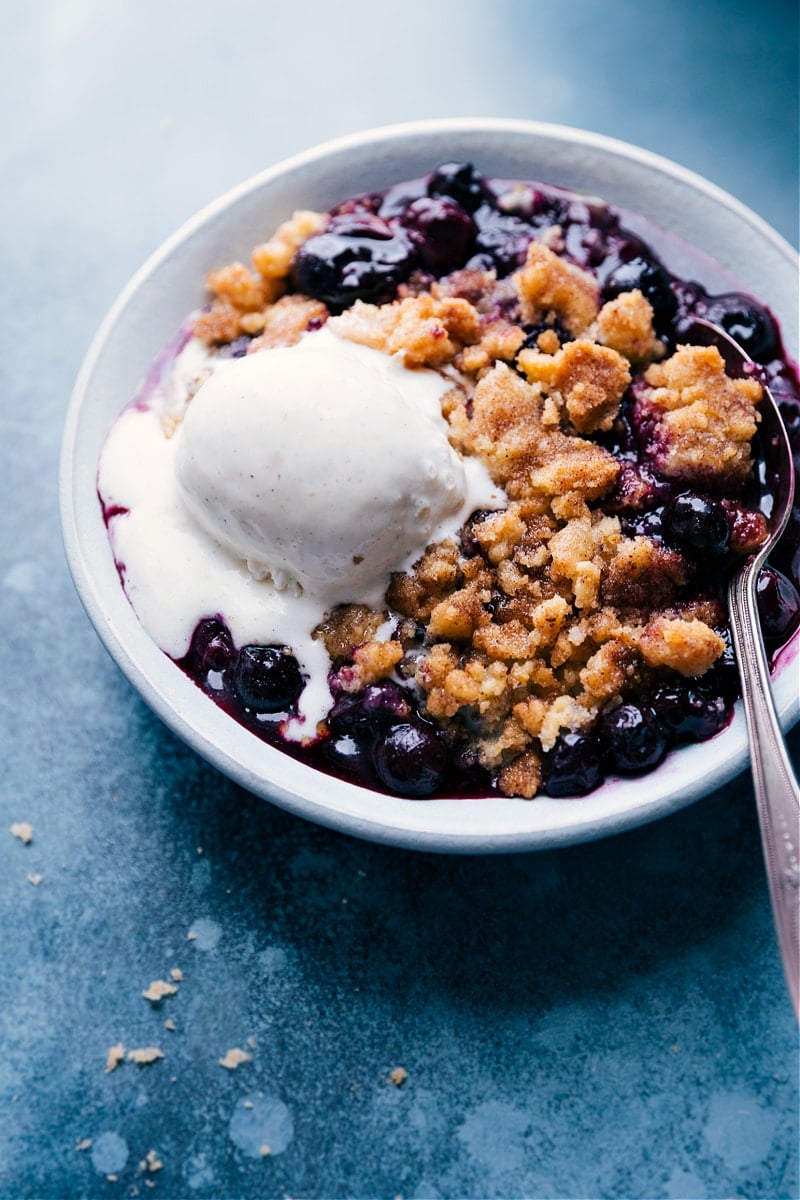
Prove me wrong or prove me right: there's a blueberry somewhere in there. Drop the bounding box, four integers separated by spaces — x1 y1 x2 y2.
327 691 369 738
323 733 367 775
756 566 800 646
702 293 778 362
427 162 492 213
328 682 412 740
541 731 604 797
292 215 416 310
707 627 741 700
664 494 730 557
472 209 536 275
401 196 476 273
599 703 667 774
362 682 413 724
602 255 677 329
231 644 304 713
185 618 234 676
372 722 447 797
650 683 729 742
620 506 666 542
571 226 609 269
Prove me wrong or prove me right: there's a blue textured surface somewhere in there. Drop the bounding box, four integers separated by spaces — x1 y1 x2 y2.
1 2 798 1197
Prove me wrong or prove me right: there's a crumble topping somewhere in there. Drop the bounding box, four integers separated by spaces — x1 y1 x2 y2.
516 339 631 434
515 240 600 334
141 1150 163 1174
193 210 327 344
636 344 762 485
449 363 620 499
323 328 747 791
329 293 481 366
593 289 664 365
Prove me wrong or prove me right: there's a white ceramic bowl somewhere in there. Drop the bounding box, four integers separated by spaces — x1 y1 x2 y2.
60 118 799 852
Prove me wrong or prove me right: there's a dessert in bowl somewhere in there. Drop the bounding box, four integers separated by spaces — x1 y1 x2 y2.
61 119 799 851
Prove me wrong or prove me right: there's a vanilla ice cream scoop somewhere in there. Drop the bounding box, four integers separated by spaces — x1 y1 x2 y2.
176 328 468 605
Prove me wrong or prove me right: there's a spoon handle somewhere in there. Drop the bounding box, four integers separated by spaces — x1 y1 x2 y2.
728 564 800 1019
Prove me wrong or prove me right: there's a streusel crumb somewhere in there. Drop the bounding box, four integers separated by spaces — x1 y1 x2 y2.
593 289 663 365
638 344 762 485
247 294 328 350
313 605 386 662
251 210 327 280
517 339 631 433
638 617 725 676
453 363 620 500
331 294 481 366
515 240 600 334
193 210 326 344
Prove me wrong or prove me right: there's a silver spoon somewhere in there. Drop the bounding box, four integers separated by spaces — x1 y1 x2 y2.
690 317 799 1018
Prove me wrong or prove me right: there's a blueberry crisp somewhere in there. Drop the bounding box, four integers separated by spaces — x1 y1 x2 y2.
99 163 800 800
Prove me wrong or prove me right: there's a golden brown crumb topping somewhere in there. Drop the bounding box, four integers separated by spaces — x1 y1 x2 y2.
593 289 663 366
638 344 762 485
515 240 600 334
450 363 620 500
517 339 631 434
193 210 326 344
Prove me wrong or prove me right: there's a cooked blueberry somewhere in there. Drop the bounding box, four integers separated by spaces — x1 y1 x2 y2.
232 645 304 712
372 722 447 797
541 731 604 797
186 618 234 676
707 627 741 700
756 566 800 645
726 503 769 555
599 704 667 774
329 682 413 741
427 162 492 213
702 293 779 362
563 221 608 269
401 196 476 273
327 692 369 738
292 215 416 309
362 682 413 723
620 506 666 542
664 494 730 557
473 209 535 274
602 255 677 329
323 733 366 775
650 683 729 742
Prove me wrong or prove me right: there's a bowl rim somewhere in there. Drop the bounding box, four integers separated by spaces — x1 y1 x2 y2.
60 117 799 853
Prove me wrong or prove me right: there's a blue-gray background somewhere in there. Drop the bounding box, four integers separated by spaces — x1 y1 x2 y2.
1 2 798 1197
